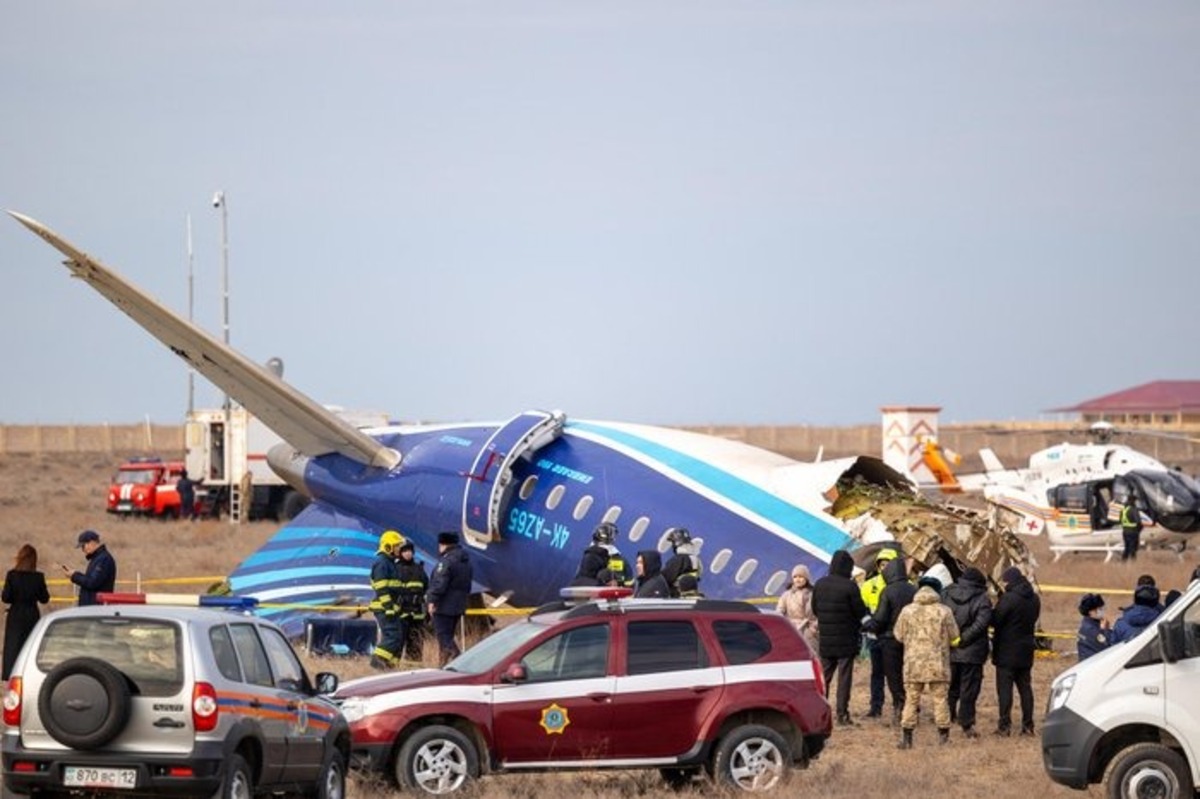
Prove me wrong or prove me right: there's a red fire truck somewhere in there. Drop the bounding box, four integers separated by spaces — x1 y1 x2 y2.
105 457 189 518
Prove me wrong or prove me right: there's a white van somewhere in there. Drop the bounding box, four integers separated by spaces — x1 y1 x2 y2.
1042 581 1200 798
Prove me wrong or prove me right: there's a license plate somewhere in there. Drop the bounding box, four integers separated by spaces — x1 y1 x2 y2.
63 766 137 789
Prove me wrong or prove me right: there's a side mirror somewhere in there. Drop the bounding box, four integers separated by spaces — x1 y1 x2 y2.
501 663 527 684
1159 619 1185 664
315 671 340 695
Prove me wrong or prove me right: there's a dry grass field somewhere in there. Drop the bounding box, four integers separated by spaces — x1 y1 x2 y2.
2 450 1198 798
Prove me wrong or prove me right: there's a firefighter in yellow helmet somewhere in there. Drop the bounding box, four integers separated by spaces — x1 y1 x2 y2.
369 530 405 670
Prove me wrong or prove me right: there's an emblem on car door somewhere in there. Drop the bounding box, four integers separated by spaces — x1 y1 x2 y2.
539 703 570 735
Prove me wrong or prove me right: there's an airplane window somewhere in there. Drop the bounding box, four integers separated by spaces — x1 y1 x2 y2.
545 484 566 510
764 570 788 595
735 559 758 585
573 495 594 521
710 549 733 573
602 506 621 524
519 476 538 501
628 516 650 542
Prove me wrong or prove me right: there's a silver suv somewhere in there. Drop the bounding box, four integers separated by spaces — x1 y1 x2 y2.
2 604 349 798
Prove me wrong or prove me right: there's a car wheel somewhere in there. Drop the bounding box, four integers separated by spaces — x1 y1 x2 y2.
1106 742 1193 799
659 767 701 790
37 657 131 750
395 725 478 795
712 724 791 792
312 749 346 799
213 753 254 799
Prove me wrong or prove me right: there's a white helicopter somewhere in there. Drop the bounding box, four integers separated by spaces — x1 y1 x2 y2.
965 422 1200 560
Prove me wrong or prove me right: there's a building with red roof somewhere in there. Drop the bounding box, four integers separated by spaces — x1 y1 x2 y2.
1049 381 1200 426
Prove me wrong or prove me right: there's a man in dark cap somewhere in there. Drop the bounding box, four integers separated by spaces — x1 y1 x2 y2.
1077 593 1111 660
60 530 116 606
991 566 1040 736
1111 584 1162 643
942 566 993 737
426 531 473 666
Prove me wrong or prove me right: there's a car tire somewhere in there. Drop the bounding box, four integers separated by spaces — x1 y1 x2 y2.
311 748 346 799
1106 742 1193 799
395 725 478 795
712 724 791 792
37 657 132 750
213 753 254 799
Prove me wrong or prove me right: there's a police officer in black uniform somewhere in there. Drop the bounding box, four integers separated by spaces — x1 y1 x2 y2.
427 531 473 666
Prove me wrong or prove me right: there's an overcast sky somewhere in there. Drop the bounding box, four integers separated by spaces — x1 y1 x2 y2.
2 2 1197 428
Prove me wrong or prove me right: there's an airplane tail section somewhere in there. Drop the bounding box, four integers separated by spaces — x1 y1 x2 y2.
227 501 380 637
9 211 399 470
979 448 1006 474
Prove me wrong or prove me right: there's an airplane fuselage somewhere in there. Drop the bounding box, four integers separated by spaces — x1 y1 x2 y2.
231 419 865 632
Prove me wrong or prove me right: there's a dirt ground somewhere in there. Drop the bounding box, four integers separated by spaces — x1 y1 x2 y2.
2 451 1197 798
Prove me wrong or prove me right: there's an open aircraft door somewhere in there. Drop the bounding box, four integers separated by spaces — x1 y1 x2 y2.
461 410 566 548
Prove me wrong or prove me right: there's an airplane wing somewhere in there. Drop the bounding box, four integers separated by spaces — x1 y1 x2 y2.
10 211 399 470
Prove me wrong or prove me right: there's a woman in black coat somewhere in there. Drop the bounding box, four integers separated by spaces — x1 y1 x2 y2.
3 543 50 679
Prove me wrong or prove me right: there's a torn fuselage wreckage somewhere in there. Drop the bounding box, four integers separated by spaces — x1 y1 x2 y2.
831 474 1035 590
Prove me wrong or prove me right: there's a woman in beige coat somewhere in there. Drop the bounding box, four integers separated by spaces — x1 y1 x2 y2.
777 564 819 653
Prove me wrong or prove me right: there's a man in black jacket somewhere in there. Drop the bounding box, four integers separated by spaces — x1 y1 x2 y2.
813 550 869 725
395 540 429 663
62 530 116 606
426 532 473 667
869 557 916 726
991 566 1040 736
942 567 993 738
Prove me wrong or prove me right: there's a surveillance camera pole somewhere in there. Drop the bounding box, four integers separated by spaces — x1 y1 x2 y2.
213 191 230 411
213 190 234 521
186 214 195 414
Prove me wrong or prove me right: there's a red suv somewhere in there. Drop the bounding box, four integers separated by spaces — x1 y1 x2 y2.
336 592 831 794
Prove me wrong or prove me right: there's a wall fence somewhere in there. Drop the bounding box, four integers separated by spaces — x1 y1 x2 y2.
0 421 1196 473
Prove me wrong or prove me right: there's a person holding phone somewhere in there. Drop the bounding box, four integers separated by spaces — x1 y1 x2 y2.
62 530 116 606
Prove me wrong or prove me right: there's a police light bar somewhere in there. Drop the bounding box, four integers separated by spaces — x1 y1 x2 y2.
558 586 633 602
99 593 258 609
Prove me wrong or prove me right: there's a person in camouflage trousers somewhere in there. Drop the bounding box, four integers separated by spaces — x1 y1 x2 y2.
893 574 959 749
